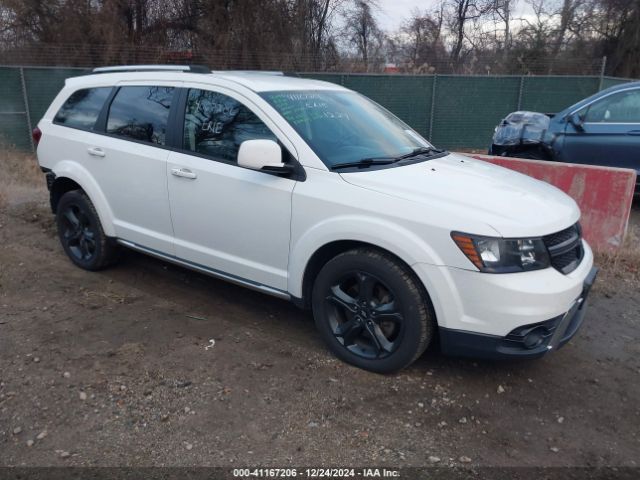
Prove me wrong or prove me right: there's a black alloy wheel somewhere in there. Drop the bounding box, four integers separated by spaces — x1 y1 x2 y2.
60 203 97 262
325 271 404 359
312 248 435 373
55 190 119 271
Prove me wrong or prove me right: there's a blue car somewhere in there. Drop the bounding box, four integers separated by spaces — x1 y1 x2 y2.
489 81 640 193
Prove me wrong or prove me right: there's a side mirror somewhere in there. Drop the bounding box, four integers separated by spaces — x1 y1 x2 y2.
568 112 585 132
237 139 293 174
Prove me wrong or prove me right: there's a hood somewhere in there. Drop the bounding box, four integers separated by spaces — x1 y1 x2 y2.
339 153 579 238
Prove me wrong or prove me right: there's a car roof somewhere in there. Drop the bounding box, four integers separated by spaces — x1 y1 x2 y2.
66 68 347 93
211 71 345 92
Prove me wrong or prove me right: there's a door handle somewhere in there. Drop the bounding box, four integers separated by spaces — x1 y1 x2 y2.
171 167 197 179
626 130 640 136
87 147 105 157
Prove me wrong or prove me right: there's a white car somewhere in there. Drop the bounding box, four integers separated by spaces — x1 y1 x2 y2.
34 65 597 372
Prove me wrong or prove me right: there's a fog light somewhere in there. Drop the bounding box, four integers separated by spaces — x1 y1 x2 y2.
523 326 549 349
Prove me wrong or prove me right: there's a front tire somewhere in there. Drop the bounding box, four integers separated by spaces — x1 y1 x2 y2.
311 248 435 373
56 190 119 271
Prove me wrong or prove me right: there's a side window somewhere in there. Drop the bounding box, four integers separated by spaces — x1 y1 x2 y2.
183 89 277 162
584 89 640 123
107 86 174 145
54 87 111 130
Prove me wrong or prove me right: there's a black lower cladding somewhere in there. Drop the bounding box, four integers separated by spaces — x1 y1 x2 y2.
439 266 598 360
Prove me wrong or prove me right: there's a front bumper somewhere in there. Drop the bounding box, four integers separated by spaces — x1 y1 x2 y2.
439 266 598 359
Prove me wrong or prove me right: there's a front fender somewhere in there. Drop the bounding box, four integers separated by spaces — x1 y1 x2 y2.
288 214 444 298
53 160 116 237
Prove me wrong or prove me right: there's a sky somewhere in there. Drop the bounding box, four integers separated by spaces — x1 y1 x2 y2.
375 0 435 31
374 0 534 33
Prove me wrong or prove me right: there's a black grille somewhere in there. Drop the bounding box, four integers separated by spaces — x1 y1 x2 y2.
543 223 584 274
543 226 578 246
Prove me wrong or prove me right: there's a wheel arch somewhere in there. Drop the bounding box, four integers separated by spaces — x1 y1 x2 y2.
50 177 82 213
50 161 116 237
294 239 437 317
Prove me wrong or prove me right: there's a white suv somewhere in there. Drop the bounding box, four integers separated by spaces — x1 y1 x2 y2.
35 65 597 372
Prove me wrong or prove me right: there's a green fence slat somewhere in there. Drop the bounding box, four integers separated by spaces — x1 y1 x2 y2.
600 77 635 90
24 68 84 125
431 76 521 150
0 67 24 113
343 75 433 138
0 68 635 152
520 77 600 113
298 73 344 86
0 113 31 149
0 67 30 148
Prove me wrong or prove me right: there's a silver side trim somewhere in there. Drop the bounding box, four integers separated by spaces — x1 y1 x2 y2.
93 65 200 73
116 239 291 301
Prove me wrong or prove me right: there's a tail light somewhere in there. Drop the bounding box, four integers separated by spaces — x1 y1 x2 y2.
32 127 42 147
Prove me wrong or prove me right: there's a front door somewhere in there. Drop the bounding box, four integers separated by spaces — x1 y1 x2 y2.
561 87 640 174
167 87 297 292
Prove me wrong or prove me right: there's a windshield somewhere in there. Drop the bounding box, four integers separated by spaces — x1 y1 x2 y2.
261 90 435 168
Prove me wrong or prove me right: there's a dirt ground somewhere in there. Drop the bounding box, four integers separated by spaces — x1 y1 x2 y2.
1 173 639 468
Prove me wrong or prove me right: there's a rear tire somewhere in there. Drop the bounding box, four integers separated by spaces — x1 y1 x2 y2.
311 248 435 373
56 190 119 271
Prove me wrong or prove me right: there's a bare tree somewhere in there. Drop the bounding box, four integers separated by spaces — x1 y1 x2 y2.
492 0 514 51
297 0 344 69
399 7 446 71
597 0 640 77
551 0 584 57
446 0 492 67
0 0 639 76
342 0 384 71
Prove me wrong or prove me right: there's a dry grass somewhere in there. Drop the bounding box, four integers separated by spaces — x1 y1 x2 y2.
594 220 640 294
0 145 47 208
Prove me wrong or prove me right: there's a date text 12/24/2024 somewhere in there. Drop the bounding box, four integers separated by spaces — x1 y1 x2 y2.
232 469 400 478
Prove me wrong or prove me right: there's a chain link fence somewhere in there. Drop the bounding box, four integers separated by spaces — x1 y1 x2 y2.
0 65 634 151
313 73 631 149
0 44 613 75
0 66 84 150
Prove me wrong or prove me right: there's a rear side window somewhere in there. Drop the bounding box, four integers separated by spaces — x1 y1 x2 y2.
54 87 111 130
107 86 175 146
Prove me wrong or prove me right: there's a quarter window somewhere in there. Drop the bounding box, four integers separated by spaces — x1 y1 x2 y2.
183 89 277 162
54 87 111 130
584 89 640 123
107 86 175 145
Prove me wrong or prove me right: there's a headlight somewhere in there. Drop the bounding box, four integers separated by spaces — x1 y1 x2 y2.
451 232 550 273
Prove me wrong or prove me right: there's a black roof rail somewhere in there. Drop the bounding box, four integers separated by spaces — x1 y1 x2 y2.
91 64 211 74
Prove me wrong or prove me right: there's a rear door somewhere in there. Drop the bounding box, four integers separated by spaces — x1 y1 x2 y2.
89 82 181 254
166 86 298 292
561 87 640 174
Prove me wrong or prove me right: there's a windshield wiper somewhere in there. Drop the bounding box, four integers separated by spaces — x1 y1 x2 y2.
395 146 445 161
331 157 396 170
331 148 446 171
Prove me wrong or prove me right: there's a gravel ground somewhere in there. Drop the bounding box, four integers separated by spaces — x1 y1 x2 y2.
0 198 639 468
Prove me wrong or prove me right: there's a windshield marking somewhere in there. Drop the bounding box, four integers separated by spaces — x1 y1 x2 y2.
262 90 435 169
